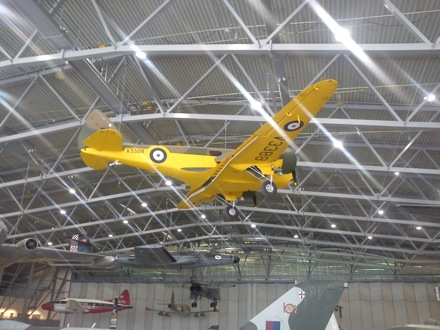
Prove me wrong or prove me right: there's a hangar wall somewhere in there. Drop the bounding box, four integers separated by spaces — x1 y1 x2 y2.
62 281 440 330
339 282 440 330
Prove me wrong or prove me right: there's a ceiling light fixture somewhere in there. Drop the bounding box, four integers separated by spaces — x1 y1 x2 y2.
333 139 343 149
424 94 436 102
135 51 146 59
60 209 66 215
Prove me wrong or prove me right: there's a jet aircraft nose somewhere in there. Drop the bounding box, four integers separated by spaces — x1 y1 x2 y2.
233 255 240 263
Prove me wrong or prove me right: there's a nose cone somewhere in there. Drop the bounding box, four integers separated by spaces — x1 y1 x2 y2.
41 303 53 311
233 255 240 263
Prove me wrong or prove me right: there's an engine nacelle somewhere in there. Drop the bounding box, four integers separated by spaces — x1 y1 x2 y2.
16 238 39 251
280 148 297 174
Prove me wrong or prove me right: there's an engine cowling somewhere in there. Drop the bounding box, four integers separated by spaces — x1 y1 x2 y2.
16 238 39 251
280 148 297 174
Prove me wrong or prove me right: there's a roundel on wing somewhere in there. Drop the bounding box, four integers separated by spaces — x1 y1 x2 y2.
150 148 167 163
215 255 222 260
284 121 304 132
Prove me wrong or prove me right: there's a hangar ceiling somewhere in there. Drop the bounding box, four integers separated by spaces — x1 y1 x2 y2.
1 0 440 283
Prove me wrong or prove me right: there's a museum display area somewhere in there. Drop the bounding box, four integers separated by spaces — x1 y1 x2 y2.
0 0 440 329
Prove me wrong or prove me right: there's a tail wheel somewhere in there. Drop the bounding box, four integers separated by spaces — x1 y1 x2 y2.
261 180 277 197
224 205 238 219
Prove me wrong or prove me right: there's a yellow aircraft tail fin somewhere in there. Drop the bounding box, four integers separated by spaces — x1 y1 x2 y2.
81 129 123 170
83 129 123 151
78 109 114 149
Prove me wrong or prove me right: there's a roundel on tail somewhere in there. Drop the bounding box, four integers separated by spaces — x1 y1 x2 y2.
284 121 304 132
150 148 167 163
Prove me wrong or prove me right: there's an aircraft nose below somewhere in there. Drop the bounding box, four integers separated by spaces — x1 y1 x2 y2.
233 255 240 263
41 303 53 311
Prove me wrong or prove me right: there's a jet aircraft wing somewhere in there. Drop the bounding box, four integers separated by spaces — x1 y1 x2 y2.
178 79 338 208
134 244 177 265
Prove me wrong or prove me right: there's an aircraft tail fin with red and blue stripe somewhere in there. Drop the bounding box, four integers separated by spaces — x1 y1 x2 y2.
240 281 346 330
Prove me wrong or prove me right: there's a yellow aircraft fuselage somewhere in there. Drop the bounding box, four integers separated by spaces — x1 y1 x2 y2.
81 142 290 201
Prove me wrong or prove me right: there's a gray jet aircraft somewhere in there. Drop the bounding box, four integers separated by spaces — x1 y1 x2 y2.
0 221 239 270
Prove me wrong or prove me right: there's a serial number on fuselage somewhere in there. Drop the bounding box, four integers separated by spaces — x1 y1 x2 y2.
126 148 145 154
254 137 284 161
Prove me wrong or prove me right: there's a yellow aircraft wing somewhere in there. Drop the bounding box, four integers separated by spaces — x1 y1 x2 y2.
178 79 338 208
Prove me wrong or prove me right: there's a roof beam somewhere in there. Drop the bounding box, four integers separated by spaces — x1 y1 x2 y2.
382 0 432 44
1 114 439 145
1 43 440 71
8 0 156 145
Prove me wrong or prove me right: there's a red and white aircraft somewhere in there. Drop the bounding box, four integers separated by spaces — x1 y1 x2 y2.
41 289 132 314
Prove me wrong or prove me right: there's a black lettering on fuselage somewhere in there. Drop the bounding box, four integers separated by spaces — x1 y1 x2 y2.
255 137 285 161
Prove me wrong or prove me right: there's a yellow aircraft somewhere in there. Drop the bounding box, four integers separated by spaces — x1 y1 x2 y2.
80 79 338 218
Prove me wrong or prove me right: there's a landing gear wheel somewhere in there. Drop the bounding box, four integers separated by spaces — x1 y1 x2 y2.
210 302 215 308
261 180 277 197
191 302 197 308
224 205 238 219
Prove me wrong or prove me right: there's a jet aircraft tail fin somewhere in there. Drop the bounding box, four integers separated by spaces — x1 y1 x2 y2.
240 281 346 330
69 234 93 253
